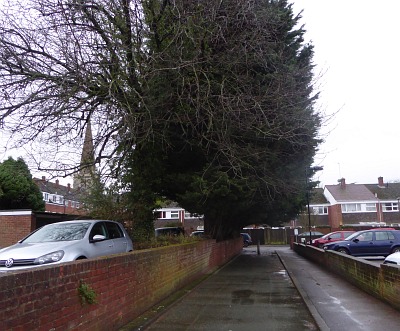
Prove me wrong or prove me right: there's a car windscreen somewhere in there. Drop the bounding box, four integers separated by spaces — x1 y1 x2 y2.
344 231 362 241
22 222 92 243
343 232 354 238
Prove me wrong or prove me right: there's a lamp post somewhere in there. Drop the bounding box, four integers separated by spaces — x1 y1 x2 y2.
306 166 323 245
397 197 400 222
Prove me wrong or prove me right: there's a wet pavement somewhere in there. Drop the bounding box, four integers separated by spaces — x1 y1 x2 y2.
276 246 400 330
121 245 400 331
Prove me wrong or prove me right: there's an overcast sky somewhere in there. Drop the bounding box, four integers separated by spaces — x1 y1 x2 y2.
1 1 399 187
292 0 400 187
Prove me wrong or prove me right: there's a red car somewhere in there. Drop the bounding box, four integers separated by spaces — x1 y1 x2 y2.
311 231 355 248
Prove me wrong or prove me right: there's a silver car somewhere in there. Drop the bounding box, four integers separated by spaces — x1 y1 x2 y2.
0 220 133 272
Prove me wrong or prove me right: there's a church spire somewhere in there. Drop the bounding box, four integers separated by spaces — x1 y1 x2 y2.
73 121 96 189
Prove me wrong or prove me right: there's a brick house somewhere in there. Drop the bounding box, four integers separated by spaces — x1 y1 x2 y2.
33 176 86 215
153 205 204 234
304 187 330 227
309 177 400 229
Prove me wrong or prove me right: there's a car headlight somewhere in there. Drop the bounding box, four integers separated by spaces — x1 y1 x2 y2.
34 250 65 265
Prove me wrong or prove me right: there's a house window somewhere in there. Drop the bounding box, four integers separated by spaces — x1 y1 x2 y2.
170 211 179 218
312 206 328 215
366 203 376 211
43 192 49 201
341 203 362 212
382 203 398 211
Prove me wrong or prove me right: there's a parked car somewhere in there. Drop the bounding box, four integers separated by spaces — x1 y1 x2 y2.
240 233 252 247
383 252 400 266
297 231 324 244
311 231 355 248
190 230 205 238
155 227 185 237
0 220 133 272
323 229 400 257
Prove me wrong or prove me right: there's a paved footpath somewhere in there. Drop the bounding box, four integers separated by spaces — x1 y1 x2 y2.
276 246 400 331
121 245 400 331
123 246 318 331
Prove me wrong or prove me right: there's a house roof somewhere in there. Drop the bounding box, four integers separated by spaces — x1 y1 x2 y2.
325 183 376 202
310 188 329 204
365 182 400 201
33 177 80 200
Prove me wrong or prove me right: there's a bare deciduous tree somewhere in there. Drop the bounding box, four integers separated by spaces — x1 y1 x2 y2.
0 0 146 177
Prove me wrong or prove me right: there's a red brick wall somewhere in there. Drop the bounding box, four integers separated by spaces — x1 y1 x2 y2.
328 204 343 229
0 211 35 247
293 243 400 311
45 202 86 215
0 238 243 331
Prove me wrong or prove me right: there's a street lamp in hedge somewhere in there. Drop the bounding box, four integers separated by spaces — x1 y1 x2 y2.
397 197 400 222
306 166 323 245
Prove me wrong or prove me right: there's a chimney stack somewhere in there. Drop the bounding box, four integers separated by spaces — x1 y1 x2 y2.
56 179 59 188
41 176 46 182
339 178 346 188
378 176 384 187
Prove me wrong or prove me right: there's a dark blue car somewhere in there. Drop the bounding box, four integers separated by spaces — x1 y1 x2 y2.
323 229 400 257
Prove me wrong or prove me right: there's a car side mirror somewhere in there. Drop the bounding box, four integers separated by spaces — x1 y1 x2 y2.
91 234 106 243
353 238 359 243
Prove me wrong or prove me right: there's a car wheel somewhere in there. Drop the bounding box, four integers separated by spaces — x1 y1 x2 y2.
243 241 249 247
391 247 400 253
337 248 349 255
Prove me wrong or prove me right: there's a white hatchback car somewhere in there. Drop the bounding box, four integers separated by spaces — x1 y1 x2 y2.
0 220 133 272
383 252 400 266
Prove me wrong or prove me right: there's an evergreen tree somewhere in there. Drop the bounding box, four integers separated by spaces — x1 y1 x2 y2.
0 157 45 211
135 0 320 239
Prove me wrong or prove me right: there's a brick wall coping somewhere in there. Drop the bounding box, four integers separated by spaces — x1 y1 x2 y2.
0 210 32 216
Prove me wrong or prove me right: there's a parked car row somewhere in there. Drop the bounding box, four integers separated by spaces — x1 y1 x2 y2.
322 229 400 258
311 230 355 248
